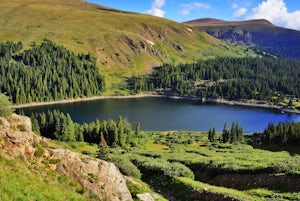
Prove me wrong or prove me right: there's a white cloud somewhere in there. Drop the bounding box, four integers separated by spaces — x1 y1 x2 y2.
146 0 166 17
181 2 211 16
152 0 165 8
234 7 247 17
247 0 300 30
232 3 239 9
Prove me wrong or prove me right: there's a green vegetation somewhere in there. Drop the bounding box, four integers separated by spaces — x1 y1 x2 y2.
31 110 140 149
57 125 300 200
128 57 300 107
0 155 91 201
102 130 300 200
0 40 104 104
261 121 300 146
0 0 259 94
126 177 167 201
221 122 244 143
0 93 13 117
20 110 300 200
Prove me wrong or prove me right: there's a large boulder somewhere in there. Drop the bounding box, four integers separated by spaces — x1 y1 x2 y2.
48 149 133 201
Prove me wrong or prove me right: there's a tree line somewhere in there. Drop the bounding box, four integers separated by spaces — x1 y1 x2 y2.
208 122 244 143
0 40 105 104
128 57 300 104
261 121 300 146
30 110 141 148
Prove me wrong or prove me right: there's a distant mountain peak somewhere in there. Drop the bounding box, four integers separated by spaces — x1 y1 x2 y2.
183 18 300 60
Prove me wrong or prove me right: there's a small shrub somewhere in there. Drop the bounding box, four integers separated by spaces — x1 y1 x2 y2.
76 188 86 195
33 142 44 157
0 93 13 117
87 173 98 183
58 175 69 184
17 124 26 131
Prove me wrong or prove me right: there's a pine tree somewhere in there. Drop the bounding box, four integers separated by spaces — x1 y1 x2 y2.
208 128 216 142
135 121 141 135
97 132 108 159
222 123 229 143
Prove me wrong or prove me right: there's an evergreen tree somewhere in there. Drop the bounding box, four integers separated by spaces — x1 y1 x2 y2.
208 128 216 142
222 123 229 143
97 132 108 159
135 121 141 135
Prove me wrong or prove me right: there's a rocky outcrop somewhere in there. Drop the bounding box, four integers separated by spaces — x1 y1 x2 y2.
0 114 35 159
47 149 132 201
0 114 133 201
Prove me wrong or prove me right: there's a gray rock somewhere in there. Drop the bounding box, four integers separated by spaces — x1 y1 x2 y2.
48 149 133 201
137 193 155 201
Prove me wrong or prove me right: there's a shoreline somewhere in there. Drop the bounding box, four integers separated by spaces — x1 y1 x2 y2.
12 94 300 114
12 94 163 109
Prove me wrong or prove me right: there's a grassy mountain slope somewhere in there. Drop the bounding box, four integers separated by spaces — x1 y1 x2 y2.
184 18 300 60
0 0 255 94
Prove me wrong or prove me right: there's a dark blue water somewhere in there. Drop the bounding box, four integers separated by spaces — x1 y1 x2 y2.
16 97 300 133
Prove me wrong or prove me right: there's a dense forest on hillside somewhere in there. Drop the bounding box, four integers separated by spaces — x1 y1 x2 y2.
0 40 105 104
128 57 300 105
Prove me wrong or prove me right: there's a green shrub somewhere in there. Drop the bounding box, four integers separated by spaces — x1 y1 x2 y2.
0 93 13 117
131 155 194 179
109 155 141 179
17 124 26 131
33 142 44 157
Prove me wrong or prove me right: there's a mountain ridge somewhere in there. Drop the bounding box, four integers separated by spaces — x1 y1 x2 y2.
183 18 300 59
184 18 274 27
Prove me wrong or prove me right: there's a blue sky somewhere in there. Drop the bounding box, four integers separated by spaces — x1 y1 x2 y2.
86 0 300 30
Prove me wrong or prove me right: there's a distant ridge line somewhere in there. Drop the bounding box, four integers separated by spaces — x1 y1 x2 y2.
183 18 274 27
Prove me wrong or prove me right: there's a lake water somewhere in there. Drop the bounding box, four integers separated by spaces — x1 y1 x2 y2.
17 97 300 133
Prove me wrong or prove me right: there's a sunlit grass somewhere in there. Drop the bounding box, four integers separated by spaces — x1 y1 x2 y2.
0 156 88 201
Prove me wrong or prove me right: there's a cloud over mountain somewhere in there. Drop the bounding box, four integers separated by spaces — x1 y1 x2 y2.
146 0 166 17
247 0 300 30
181 2 211 16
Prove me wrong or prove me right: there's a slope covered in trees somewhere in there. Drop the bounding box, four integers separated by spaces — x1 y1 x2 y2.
128 57 300 105
0 40 105 104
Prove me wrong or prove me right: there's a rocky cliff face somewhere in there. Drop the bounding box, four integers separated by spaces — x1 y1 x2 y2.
0 114 132 201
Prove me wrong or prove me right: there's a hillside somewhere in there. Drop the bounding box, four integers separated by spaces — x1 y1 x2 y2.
184 18 300 60
0 0 255 94
0 113 133 201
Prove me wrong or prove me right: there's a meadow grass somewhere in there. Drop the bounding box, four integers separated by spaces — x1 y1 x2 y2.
0 155 90 201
